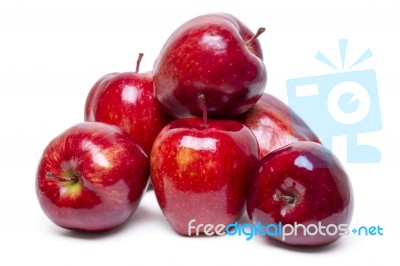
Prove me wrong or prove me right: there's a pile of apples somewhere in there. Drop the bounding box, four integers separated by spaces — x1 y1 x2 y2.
36 13 353 247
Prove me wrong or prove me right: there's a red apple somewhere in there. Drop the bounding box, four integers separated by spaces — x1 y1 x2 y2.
150 96 259 235
153 13 267 118
237 93 321 157
36 122 149 232
247 141 354 246
85 53 171 155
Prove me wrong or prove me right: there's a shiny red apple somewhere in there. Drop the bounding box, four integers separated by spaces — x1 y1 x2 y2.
36 122 149 232
150 97 259 235
153 13 267 118
85 53 171 155
247 141 354 246
237 93 321 157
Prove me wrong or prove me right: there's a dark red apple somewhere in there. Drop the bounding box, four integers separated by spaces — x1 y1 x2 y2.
247 141 353 246
237 93 321 157
85 53 171 155
150 96 259 235
153 13 267 118
36 122 149 232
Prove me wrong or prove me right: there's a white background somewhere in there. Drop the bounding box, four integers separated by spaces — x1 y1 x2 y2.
1 0 399 265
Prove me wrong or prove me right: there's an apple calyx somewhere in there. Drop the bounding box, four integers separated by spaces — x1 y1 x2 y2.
135 53 144 73
244 27 266 46
198 94 208 127
273 192 296 205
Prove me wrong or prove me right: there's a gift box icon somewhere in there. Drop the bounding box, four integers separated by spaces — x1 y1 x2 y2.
286 40 382 163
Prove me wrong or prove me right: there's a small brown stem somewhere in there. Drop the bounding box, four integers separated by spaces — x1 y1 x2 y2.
273 193 296 204
135 53 144 73
199 94 207 127
245 28 266 45
46 172 78 183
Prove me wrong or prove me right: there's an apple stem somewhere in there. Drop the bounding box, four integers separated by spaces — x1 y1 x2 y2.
46 172 78 183
245 28 266 45
135 53 144 73
273 193 296 204
199 94 207 127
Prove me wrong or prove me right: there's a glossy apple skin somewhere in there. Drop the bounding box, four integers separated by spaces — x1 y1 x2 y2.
36 122 149 232
247 141 354 246
85 72 171 155
237 93 321 158
150 118 259 235
153 13 267 118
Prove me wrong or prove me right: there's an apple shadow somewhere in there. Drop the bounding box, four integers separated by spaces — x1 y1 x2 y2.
56 205 167 240
121 204 169 231
263 236 343 253
56 224 125 240
238 213 252 224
